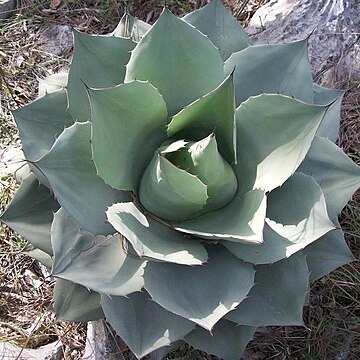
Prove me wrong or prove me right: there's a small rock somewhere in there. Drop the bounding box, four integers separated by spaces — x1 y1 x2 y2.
0 0 16 20
39 25 73 57
0 340 63 360
247 0 360 84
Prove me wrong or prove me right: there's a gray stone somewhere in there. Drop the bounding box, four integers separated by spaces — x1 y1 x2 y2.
83 321 126 360
247 0 360 84
39 25 73 57
0 340 63 359
0 0 16 20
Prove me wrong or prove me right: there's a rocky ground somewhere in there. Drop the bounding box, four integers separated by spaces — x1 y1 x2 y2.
0 1 359 359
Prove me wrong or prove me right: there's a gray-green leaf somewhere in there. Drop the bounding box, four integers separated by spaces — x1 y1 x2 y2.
89 80 167 191
144 246 255 330
51 208 146 296
125 8 224 115
183 0 250 60
101 291 194 359
107 202 208 265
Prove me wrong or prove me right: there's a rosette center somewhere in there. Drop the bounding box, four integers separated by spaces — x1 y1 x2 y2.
139 134 238 222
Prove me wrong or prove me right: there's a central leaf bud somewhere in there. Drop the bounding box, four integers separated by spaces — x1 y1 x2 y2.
139 134 238 222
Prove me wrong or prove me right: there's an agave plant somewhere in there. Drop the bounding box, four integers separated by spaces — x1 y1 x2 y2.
2 0 360 358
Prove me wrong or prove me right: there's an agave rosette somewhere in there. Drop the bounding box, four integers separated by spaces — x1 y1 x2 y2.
2 1 360 359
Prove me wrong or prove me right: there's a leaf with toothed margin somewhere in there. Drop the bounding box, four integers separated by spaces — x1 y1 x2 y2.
36 122 129 235
125 8 224 115
51 208 146 296
0 173 59 255
234 94 328 192
101 291 195 359
226 252 309 326
298 136 360 220
144 246 255 330
67 31 135 122
185 319 256 360
266 173 335 244
183 0 250 60
225 40 314 106
106 202 208 265
313 84 344 142
139 153 208 222
303 218 355 283
54 279 104 322
111 12 151 41
175 189 266 244
12 90 74 162
89 81 168 191
167 73 236 164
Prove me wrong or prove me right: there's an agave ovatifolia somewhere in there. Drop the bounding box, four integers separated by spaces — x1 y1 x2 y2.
2 1 360 358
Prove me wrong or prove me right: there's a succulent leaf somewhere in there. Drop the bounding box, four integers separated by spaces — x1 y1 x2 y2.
38 72 68 97
139 153 208 222
67 31 135 121
51 208 146 296
54 279 104 322
313 84 344 142
298 136 360 219
175 189 266 243
167 73 236 164
89 81 168 191
266 173 335 244
125 8 224 115
235 94 328 192
12 89 74 162
111 12 151 41
107 202 208 265
36 122 128 235
24 248 53 268
185 319 256 360
101 291 195 359
144 246 255 330
226 252 309 326
225 40 313 106
183 0 250 61
303 219 355 283
0 173 59 255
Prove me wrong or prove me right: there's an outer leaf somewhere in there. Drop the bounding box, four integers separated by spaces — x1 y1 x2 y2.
185 320 256 360
125 9 224 115
266 173 335 244
313 84 344 142
24 247 53 268
167 74 236 164
101 291 195 359
12 90 74 162
89 81 168 191
38 72 68 97
51 208 146 296
226 252 309 326
144 246 255 330
183 0 249 60
0 173 59 255
235 94 328 192
139 154 208 222
225 40 313 106
175 189 266 244
107 202 208 265
67 31 135 121
303 221 355 283
54 279 104 322
111 13 151 41
36 122 128 235
298 136 360 219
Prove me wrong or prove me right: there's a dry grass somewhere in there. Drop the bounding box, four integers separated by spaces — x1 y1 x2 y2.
0 1 359 359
